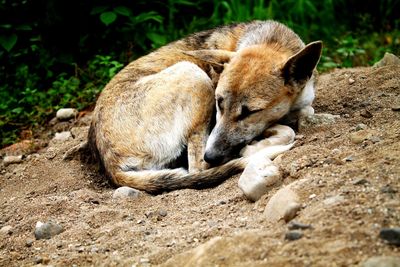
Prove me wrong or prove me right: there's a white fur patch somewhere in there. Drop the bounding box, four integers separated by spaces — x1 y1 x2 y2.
291 78 315 111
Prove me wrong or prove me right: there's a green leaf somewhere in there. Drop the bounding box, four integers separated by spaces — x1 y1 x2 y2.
114 6 131 16
129 11 163 25
146 32 167 46
16 25 32 31
100 11 117 26
0 34 17 52
91 6 108 15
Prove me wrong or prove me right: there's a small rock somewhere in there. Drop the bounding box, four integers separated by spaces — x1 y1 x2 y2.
158 209 168 217
288 221 312 230
309 193 316 199
45 147 58 159
217 200 227 205
34 221 64 240
323 195 345 206
56 108 78 120
0 225 13 235
140 258 150 264
238 157 281 202
285 230 303 241
52 131 72 142
356 123 368 131
350 130 371 144
25 239 34 247
299 113 340 130
370 136 381 143
3 155 23 165
379 228 400 246
353 178 369 185
361 256 400 267
348 78 355 84
113 186 141 199
392 105 400 111
295 134 304 140
34 256 43 264
283 203 302 223
360 109 373 118
344 155 355 162
264 185 301 223
373 52 400 68
381 185 397 194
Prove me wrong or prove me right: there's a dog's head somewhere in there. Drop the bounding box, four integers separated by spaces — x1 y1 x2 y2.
186 41 322 165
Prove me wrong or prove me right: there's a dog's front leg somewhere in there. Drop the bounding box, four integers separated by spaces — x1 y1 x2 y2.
187 128 210 173
240 124 295 158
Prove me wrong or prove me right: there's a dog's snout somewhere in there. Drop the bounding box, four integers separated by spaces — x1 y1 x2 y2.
204 151 224 166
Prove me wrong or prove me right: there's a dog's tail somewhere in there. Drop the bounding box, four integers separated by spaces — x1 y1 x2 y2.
112 158 246 194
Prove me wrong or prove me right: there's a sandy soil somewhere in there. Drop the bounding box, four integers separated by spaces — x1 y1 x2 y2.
0 64 399 266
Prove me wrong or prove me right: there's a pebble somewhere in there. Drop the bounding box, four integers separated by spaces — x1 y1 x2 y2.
323 195 345 206
52 131 72 142
3 155 23 165
355 123 368 131
56 108 78 120
285 230 303 241
288 221 312 230
25 239 34 247
113 186 141 199
373 52 400 68
392 105 400 111
348 78 355 84
381 185 397 194
344 155 355 162
238 157 281 202
34 221 64 240
158 209 168 217
350 130 371 144
299 113 340 130
283 203 302 223
353 178 369 185
0 225 13 235
379 228 400 246
360 109 373 118
361 256 400 267
264 185 301 223
369 136 381 143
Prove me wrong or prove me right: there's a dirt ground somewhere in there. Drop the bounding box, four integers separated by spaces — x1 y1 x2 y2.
0 64 399 266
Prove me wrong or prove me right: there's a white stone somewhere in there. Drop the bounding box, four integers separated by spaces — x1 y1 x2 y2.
3 155 23 165
299 113 340 131
56 108 78 120
52 131 72 142
113 186 141 199
361 256 400 267
323 195 345 206
238 157 281 202
34 221 64 240
0 225 13 235
264 185 301 223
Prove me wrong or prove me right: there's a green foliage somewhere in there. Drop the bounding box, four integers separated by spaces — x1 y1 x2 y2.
0 0 399 146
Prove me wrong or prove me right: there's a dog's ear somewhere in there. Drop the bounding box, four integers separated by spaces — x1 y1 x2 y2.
281 41 322 84
183 49 236 73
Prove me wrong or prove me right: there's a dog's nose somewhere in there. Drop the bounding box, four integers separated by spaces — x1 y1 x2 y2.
204 151 224 166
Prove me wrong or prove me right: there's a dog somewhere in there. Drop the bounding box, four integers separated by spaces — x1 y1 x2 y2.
87 20 322 193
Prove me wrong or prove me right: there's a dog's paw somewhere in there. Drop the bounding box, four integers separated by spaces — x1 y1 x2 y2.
238 156 281 202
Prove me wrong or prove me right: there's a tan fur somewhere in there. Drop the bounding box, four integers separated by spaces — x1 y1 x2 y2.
88 20 322 193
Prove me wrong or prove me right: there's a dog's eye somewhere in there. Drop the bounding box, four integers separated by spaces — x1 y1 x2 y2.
217 97 224 112
238 106 261 120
